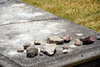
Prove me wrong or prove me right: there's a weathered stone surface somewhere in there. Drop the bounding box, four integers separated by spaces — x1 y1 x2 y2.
0 0 99 67
81 36 95 44
96 33 100 40
17 49 24 52
62 45 69 49
63 35 70 43
34 40 41 45
47 36 64 45
23 43 31 50
74 39 82 46
43 44 56 56
26 46 38 58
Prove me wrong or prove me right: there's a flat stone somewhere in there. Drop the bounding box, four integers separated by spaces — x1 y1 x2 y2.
17 49 24 52
63 35 70 43
44 44 56 56
34 40 41 45
74 39 82 46
96 33 100 40
26 46 38 58
81 36 95 44
23 43 31 50
47 36 64 45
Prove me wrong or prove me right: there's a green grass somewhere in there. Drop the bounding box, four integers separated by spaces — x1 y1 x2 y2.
22 0 100 32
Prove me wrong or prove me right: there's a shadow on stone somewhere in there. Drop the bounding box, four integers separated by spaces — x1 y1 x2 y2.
27 53 38 58
0 64 3 67
83 42 94 45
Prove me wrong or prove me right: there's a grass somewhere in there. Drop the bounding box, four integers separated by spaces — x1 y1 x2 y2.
22 0 100 32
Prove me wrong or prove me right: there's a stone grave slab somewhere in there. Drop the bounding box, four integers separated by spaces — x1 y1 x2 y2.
0 0 100 67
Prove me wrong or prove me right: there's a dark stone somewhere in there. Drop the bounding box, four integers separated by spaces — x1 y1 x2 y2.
23 43 31 50
26 46 38 58
80 36 95 44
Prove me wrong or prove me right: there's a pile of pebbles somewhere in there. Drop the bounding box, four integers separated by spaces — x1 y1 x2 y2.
16 33 100 58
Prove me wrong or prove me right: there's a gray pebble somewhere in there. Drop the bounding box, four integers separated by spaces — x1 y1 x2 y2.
26 46 38 58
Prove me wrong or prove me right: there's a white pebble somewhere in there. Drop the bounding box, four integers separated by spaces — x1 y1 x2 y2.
76 33 83 36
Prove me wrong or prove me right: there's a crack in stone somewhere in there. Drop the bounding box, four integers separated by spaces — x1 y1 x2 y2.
0 54 22 67
0 18 61 26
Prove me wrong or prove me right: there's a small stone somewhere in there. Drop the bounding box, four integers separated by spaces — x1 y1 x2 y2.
96 33 100 40
74 39 82 46
63 35 70 43
76 33 83 36
34 40 41 45
23 43 31 50
47 36 64 45
26 46 38 58
44 44 56 56
63 49 68 54
81 36 95 44
17 49 24 52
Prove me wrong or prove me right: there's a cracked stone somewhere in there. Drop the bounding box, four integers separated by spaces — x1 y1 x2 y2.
26 46 38 58
43 44 56 56
74 39 82 46
34 40 41 45
63 35 70 43
47 36 64 45
23 43 31 50
81 36 95 44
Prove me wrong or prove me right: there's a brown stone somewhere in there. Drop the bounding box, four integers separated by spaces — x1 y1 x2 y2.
47 36 64 45
17 49 24 52
34 40 41 45
74 39 82 46
23 43 31 50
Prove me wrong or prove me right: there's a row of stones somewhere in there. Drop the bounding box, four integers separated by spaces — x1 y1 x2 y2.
17 33 100 58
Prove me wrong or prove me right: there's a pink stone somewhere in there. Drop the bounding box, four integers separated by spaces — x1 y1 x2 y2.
63 35 70 43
